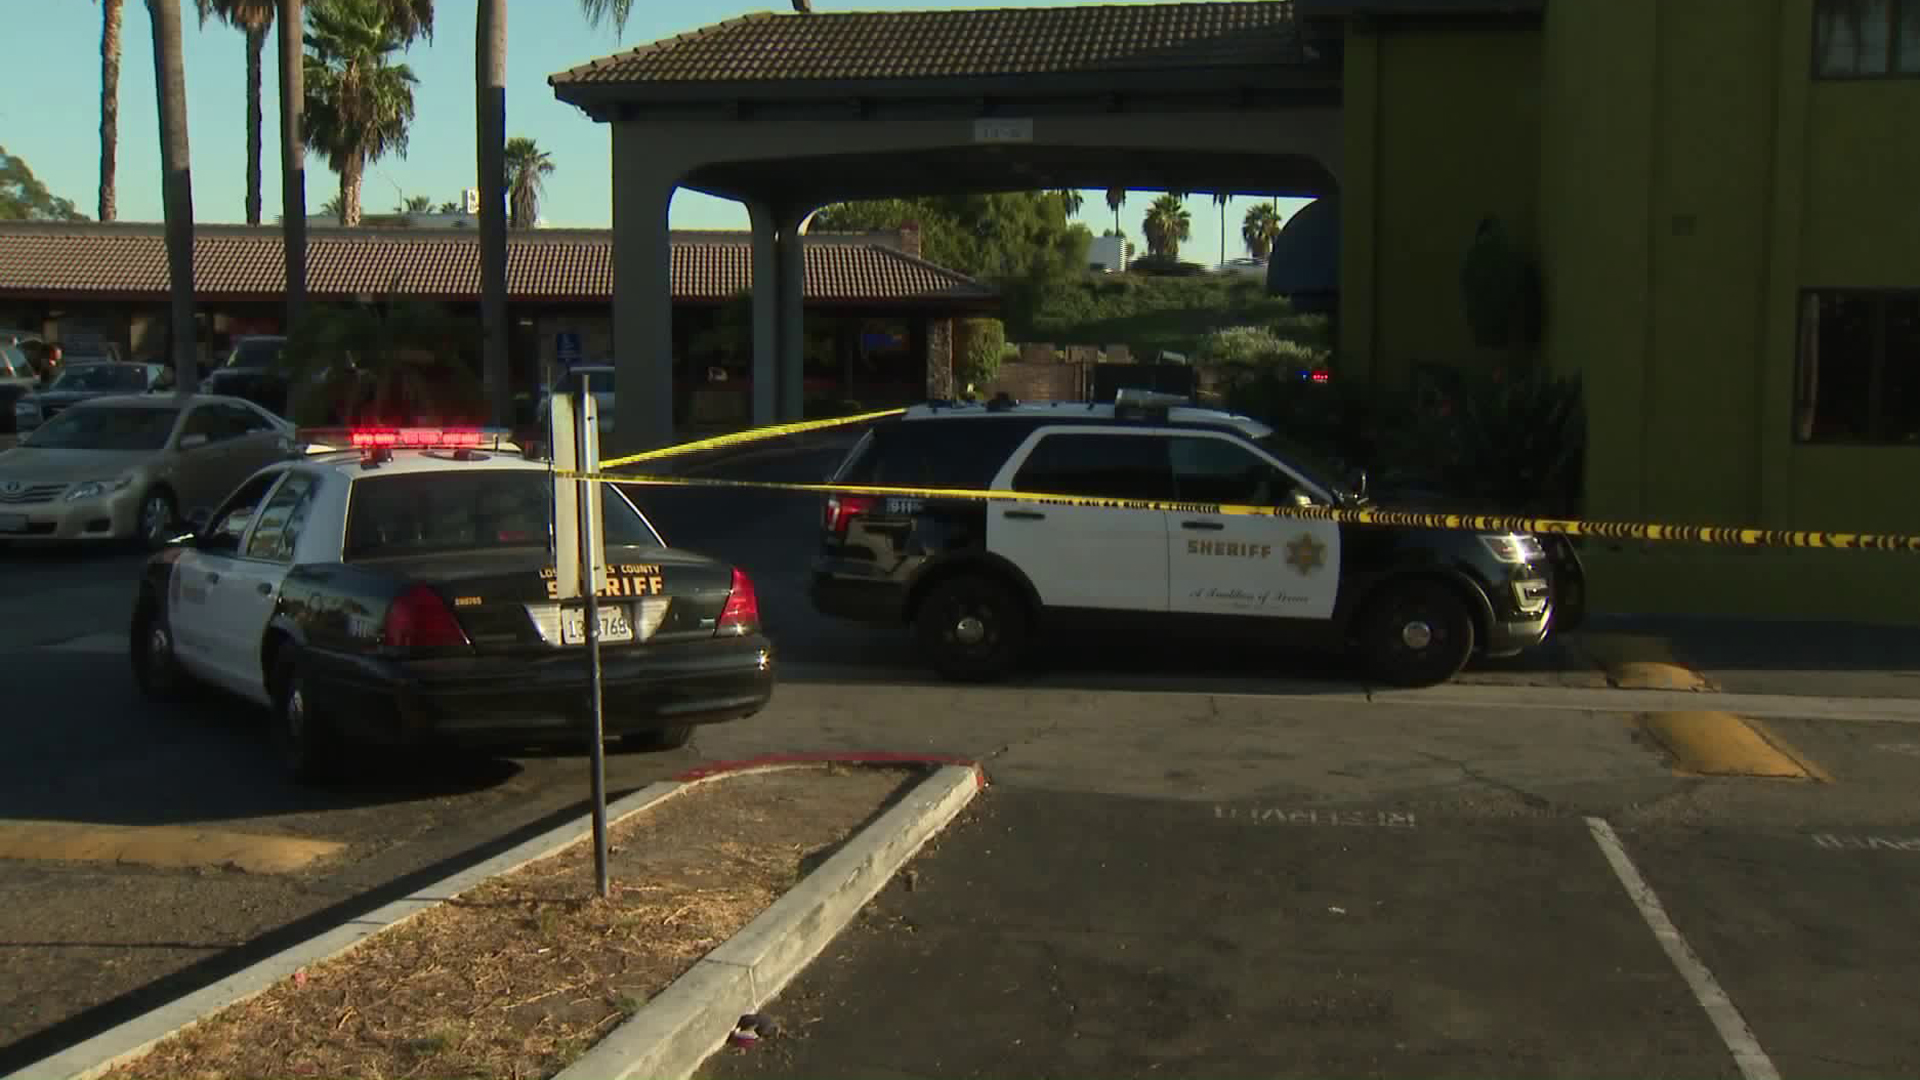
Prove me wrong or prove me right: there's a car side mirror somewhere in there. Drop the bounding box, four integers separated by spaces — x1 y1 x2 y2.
179 432 209 450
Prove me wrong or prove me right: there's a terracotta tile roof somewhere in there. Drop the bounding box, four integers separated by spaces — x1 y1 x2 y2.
0 224 995 307
550 1 1305 88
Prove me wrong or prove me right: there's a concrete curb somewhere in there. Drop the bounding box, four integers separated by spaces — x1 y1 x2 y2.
4 757 981 1080
554 761 985 1080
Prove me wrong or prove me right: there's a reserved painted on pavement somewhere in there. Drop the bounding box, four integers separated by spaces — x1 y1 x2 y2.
1811 833 1920 852
1213 806 1417 828
0 821 347 874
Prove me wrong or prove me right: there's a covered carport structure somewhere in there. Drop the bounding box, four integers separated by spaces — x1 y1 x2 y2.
550 0 1345 452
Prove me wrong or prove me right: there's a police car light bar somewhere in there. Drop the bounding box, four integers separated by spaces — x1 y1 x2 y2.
1113 388 1190 408
296 427 515 454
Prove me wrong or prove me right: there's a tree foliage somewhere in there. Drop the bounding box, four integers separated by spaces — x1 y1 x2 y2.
302 0 420 226
1241 203 1282 259
808 192 1093 333
282 292 485 425
956 317 1008 391
505 136 554 229
0 146 87 222
1142 193 1191 259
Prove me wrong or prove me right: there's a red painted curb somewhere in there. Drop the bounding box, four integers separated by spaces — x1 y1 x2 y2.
673 751 985 786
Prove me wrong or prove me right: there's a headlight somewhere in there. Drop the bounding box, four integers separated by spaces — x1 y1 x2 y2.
66 476 136 501
1479 533 1546 563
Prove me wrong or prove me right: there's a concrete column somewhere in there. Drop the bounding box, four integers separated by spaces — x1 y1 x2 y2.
746 200 780 427
775 213 807 421
609 128 677 455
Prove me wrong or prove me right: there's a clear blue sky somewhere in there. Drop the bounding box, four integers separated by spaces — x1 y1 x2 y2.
3 0 1312 267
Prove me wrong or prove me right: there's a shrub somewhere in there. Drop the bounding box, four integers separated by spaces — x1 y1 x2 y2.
956 318 1007 388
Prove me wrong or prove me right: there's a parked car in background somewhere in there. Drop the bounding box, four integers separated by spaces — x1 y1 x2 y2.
13 361 175 433
0 394 295 547
0 345 39 434
197 335 291 413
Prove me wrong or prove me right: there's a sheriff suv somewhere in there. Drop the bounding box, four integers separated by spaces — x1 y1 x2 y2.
809 392 1571 688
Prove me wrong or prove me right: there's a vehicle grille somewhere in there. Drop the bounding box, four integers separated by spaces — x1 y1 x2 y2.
0 483 66 505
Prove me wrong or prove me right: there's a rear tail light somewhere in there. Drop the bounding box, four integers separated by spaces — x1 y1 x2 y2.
382 585 472 650
824 494 877 535
716 568 760 636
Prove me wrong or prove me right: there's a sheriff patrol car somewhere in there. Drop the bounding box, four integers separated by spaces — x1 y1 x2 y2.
130 427 773 783
809 391 1574 687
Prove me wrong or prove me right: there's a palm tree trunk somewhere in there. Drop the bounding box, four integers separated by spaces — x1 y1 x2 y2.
99 0 122 221
477 0 511 426
341 155 363 226
279 0 307 329
245 24 265 226
147 0 197 391
1219 202 1226 269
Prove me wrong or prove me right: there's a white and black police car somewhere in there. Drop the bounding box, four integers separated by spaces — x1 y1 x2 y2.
809 391 1578 687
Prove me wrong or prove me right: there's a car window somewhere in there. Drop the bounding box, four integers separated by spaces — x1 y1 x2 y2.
226 402 278 434
1010 432 1176 501
23 405 180 451
245 473 319 562
227 340 283 368
201 471 286 554
183 402 264 444
342 470 664 562
51 364 149 393
840 420 1034 489
0 346 26 379
1170 436 1315 506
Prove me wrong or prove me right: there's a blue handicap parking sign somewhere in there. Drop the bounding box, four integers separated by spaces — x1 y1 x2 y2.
556 331 583 365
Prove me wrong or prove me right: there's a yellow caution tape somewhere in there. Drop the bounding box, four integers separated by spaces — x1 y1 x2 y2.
597 407 907 470
550 469 1920 552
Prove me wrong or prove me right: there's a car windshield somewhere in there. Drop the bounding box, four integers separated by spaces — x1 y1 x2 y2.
50 364 149 392
227 340 283 368
0 345 27 378
23 405 180 451
1254 429 1353 499
343 469 663 561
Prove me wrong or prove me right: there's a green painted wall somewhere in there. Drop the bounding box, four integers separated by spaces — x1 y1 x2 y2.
1339 23 1542 388
1534 0 1920 623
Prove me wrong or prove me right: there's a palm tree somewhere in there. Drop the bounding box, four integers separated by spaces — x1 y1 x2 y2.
437 199 459 213
505 136 554 229
1142 193 1191 260
196 0 275 225
302 0 420 228
1212 192 1229 269
279 0 428 325
399 194 434 212
320 192 345 220
1105 186 1125 236
148 0 198 391
98 0 124 221
471 0 631 426
1242 202 1282 260
1055 189 1083 218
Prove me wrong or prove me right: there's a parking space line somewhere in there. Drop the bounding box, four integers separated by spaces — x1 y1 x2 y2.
1585 817 1780 1080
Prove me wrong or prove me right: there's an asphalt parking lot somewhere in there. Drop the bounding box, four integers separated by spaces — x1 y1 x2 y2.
705 783 1920 1080
3 435 1919 1076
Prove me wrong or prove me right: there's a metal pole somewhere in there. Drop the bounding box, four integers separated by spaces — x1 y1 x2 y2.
578 370 611 899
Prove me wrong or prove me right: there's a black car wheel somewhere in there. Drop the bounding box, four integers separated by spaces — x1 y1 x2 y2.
130 599 190 702
272 650 340 784
914 575 1027 683
620 725 693 752
137 488 177 549
1356 578 1476 689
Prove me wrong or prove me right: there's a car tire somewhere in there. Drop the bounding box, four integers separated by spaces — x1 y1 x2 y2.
1356 578 1476 689
137 487 178 549
620 725 693 752
914 575 1028 683
130 597 191 702
271 649 341 785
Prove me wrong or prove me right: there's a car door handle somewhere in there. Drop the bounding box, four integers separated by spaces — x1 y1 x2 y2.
1181 520 1226 531
1003 510 1046 521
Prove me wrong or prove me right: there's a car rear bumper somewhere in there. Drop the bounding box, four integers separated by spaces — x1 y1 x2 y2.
303 634 776 747
810 561 909 625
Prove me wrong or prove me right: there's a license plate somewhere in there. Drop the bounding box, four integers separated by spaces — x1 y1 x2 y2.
0 513 26 533
561 604 633 645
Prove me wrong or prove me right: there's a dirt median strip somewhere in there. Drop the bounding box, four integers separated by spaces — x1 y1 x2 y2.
98 765 922 1080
